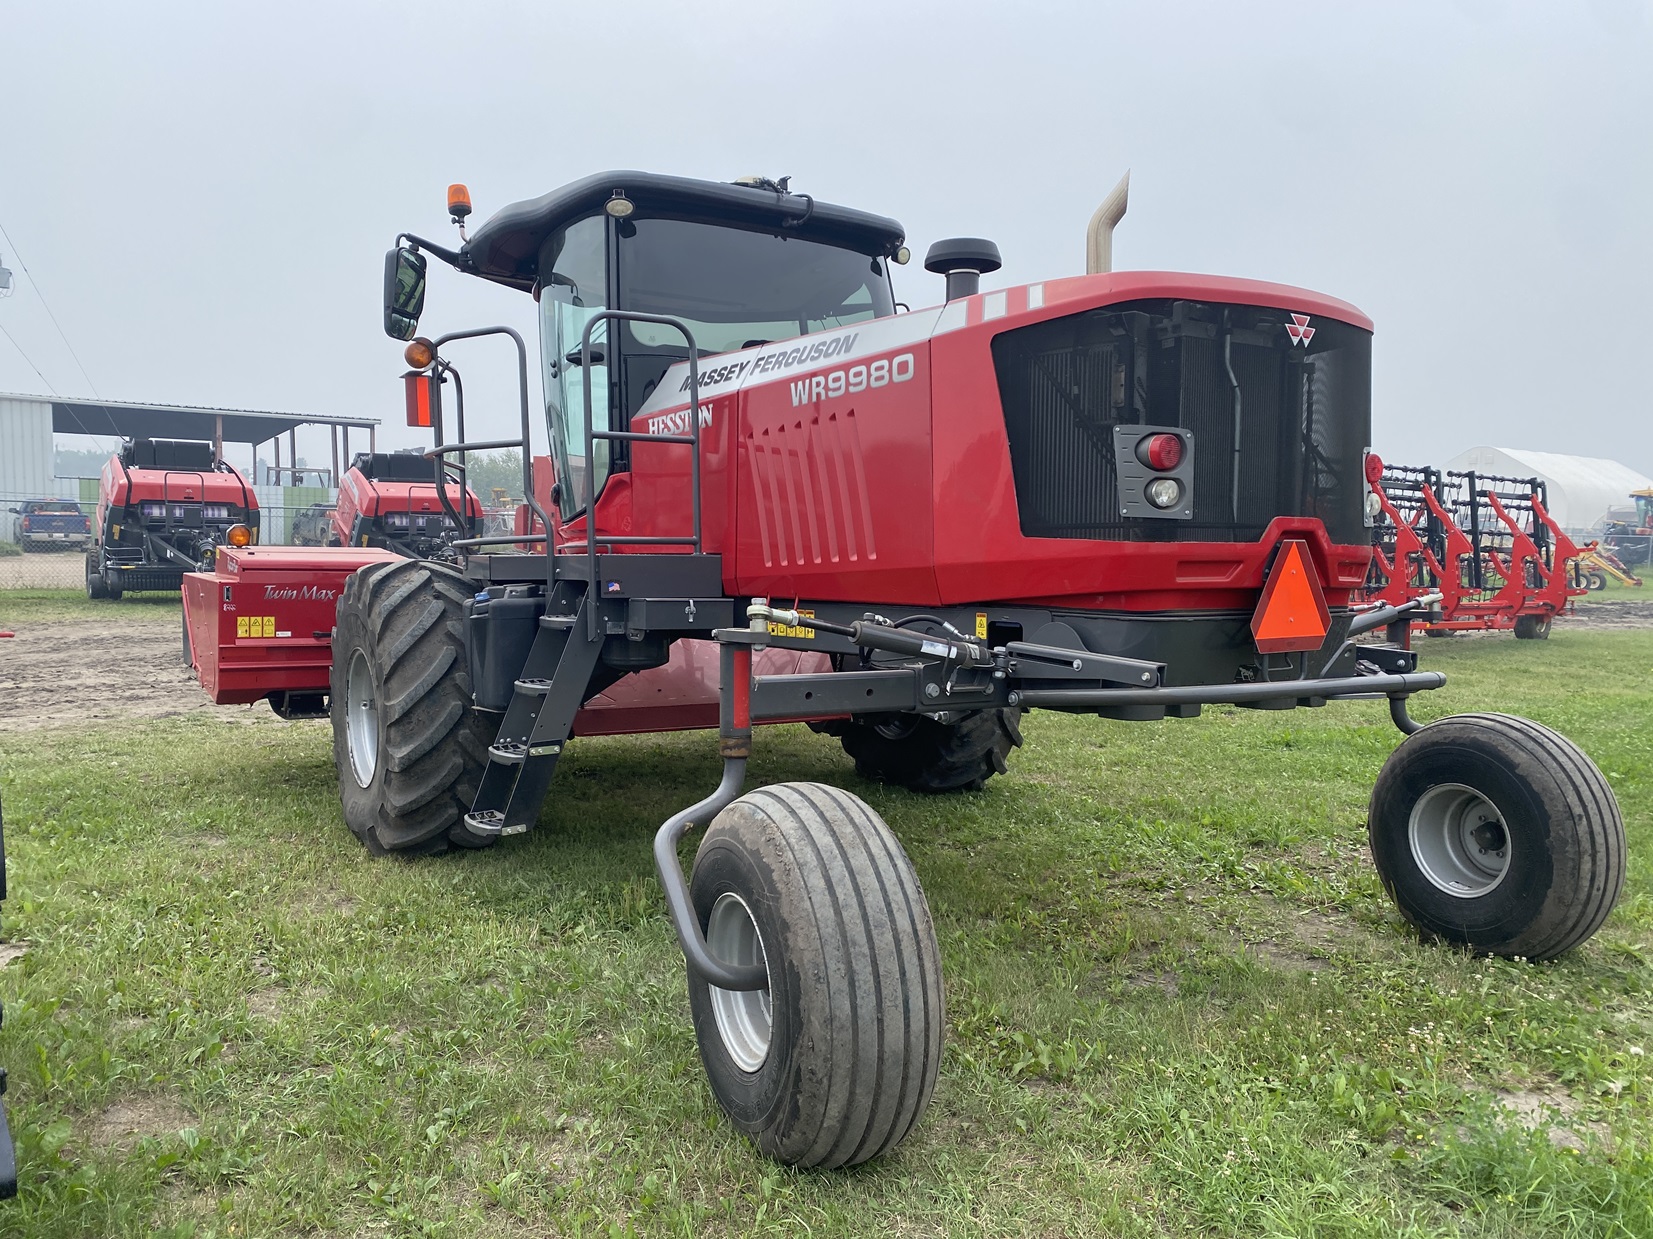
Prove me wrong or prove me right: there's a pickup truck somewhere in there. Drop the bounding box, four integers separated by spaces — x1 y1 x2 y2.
5 499 93 551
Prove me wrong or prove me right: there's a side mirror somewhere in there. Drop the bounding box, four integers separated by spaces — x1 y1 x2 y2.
383 245 427 340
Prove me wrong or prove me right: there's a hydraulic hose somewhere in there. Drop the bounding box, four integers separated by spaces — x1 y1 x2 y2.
1224 317 1243 522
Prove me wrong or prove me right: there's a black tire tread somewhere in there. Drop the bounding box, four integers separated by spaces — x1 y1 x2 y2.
85 551 108 599
331 558 492 855
841 707 1023 793
1368 712 1624 960
690 782 943 1168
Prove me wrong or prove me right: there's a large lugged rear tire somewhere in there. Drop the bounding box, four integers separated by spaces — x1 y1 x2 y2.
687 782 944 1168
840 707 1023 793
330 558 492 856
1368 713 1624 960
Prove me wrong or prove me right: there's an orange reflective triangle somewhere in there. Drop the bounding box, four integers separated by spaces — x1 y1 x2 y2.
1251 539 1331 653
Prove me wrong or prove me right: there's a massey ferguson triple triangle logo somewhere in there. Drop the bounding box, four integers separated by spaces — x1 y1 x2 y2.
1285 313 1315 347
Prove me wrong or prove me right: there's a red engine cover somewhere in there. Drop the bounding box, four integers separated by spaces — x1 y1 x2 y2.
617 270 1375 612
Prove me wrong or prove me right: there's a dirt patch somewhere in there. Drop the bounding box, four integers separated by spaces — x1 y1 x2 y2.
1492 1082 1609 1150
247 988 287 1020
1559 598 1653 631
0 614 288 731
1245 940 1329 973
288 886 358 919
88 1095 195 1150
1126 970 1182 995
0 942 28 968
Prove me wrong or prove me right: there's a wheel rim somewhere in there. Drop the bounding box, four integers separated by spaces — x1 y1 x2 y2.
706 892 773 1073
1408 782 1511 898
873 716 919 741
345 649 380 789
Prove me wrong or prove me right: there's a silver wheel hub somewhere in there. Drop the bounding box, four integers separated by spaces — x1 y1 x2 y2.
1409 782 1511 898
345 649 380 789
706 892 773 1072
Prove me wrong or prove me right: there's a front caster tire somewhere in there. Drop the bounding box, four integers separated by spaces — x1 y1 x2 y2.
840 707 1023 793
687 782 944 1168
1513 613 1552 640
1368 713 1624 960
330 558 492 856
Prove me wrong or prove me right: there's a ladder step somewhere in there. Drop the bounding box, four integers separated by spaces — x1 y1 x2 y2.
540 614 577 630
513 677 552 695
488 739 564 765
464 810 506 836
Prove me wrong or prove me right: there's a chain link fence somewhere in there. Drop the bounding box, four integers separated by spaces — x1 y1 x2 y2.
0 491 520 591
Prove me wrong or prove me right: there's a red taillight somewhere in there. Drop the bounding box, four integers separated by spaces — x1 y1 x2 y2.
19 517 30 531
1137 433 1184 471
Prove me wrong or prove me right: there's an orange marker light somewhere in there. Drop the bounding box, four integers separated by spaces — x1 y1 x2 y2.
448 183 472 220
1250 540 1331 654
404 337 435 370
226 523 253 548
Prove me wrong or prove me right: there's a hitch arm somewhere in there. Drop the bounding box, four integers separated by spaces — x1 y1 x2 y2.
651 641 768 991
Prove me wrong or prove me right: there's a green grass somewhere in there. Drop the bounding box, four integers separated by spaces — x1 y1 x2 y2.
0 590 180 625
0 624 1649 1236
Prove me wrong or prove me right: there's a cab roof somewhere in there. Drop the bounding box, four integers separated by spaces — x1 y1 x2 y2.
458 171 907 292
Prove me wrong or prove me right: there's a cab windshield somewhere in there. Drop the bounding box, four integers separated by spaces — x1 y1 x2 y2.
537 216 893 521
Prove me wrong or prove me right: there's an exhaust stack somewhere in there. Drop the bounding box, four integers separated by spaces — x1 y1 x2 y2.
1085 171 1130 274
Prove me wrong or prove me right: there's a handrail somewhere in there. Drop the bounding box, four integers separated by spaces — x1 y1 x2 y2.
433 364 471 540
449 533 548 550
429 326 551 563
425 438 526 456
579 311 702 637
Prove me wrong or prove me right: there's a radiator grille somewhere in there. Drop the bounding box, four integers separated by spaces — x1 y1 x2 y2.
992 299 1370 544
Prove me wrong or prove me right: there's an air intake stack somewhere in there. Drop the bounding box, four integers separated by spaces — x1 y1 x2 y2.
924 237 1002 302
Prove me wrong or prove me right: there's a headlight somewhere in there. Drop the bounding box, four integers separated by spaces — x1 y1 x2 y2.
1145 478 1183 509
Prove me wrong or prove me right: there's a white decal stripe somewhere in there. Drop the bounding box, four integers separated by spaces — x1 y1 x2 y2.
636 307 945 417
932 298 969 336
1027 283 1044 310
983 290 1008 320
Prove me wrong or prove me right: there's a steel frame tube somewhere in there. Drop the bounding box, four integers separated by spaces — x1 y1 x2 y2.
1013 670 1445 710
651 758 766 990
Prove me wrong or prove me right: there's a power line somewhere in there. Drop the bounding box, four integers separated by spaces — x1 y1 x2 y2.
0 317 114 452
0 319 58 395
0 218 101 397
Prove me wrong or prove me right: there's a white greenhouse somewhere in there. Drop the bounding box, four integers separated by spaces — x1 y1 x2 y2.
1441 447 1653 535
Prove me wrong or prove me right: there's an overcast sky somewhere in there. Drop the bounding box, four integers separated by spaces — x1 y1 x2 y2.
2 0 1650 478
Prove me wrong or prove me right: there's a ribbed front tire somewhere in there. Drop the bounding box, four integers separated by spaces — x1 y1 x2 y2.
687 782 944 1168
330 559 492 855
1368 713 1624 959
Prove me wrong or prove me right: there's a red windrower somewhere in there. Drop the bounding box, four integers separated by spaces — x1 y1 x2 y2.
0 631 14 639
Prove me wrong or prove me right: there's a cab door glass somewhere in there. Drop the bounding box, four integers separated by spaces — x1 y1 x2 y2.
538 215 610 522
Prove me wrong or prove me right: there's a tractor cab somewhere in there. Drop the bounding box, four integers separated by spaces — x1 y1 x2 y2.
388 172 906 524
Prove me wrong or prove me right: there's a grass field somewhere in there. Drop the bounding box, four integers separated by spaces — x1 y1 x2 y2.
0 594 1649 1236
